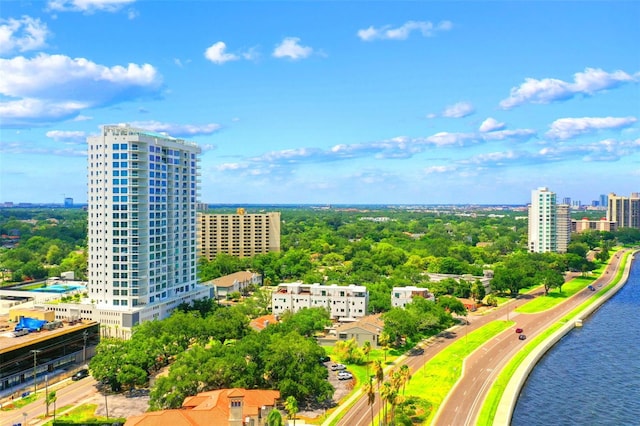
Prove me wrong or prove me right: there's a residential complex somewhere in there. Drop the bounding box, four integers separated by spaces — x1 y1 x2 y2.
391 286 434 308
198 210 281 259
527 187 570 253
607 192 640 229
271 282 368 321
48 125 213 336
572 217 617 233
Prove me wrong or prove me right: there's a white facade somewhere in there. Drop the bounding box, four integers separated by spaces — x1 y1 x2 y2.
86 125 211 334
391 286 434 308
528 187 557 253
271 283 368 320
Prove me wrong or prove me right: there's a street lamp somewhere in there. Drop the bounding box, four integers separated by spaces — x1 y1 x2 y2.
30 349 41 395
82 330 88 362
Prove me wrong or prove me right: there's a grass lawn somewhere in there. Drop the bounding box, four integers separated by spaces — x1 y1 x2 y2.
403 320 512 425
39 403 126 425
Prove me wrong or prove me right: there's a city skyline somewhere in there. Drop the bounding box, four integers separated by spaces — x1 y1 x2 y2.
1 1 639 205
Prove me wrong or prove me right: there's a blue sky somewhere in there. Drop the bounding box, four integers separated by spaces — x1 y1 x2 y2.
1 1 638 205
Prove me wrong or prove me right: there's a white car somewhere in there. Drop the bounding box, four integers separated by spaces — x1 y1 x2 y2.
330 363 346 371
337 371 353 380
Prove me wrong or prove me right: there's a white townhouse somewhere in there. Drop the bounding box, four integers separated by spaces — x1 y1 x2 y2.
272 282 368 321
391 286 434 308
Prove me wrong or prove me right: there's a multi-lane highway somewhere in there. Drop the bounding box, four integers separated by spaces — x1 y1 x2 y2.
335 250 628 426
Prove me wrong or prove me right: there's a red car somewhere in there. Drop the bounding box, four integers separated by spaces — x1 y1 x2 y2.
515 328 523 334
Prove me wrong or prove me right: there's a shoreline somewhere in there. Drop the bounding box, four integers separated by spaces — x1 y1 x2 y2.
493 249 637 425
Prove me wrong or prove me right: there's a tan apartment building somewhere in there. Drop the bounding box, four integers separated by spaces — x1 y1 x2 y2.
198 210 281 259
607 192 640 229
572 217 617 233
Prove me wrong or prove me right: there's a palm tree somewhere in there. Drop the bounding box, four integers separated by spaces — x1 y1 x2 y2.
378 332 391 362
380 381 392 425
284 396 298 426
266 408 284 426
363 376 376 426
373 360 384 393
399 364 411 395
363 340 372 376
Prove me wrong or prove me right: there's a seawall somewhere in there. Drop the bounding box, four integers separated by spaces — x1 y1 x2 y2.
493 249 637 425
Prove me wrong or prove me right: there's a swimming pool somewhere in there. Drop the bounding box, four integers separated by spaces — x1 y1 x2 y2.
30 284 87 293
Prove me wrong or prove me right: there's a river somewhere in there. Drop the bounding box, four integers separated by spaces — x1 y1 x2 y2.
511 257 640 425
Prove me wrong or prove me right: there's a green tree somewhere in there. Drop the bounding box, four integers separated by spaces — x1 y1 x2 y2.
364 377 376 426
470 279 486 303
266 408 284 426
284 396 299 426
437 295 467 316
46 391 57 417
538 269 565 295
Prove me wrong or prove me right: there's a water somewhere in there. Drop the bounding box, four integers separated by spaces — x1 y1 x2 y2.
30 283 86 293
512 257 640 426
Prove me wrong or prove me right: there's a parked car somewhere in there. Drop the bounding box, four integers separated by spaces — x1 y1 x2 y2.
319 355 331 363
518 334 527 341
515 328 523 334
410 347 425 355
337 371 353 380
72 369 89 381
330 363 346 371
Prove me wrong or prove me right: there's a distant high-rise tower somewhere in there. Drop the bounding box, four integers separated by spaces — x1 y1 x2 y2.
555 204 571 253
64 197 73 207
562 197 571 206
86 125 211 330
528 187 570 253
599 194 608 208
607 192 640 229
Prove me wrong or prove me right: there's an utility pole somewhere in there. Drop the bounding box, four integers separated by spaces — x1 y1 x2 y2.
30 349 41 395
45 374 49 416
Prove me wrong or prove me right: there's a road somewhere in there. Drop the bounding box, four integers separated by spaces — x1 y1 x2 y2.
1 377 99 426
336 250 628 426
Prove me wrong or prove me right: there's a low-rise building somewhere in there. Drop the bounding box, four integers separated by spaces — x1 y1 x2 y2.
333 314 384 348
572 217 617 233
391 286 434 308
271 282 368 321
125 388 280 426
204 271 261 300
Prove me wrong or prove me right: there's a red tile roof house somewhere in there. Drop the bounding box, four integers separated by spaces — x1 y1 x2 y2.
249 314 279 332
125 388 280 426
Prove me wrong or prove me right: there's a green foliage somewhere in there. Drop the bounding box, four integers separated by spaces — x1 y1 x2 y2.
333 338 366 364
383 297 454 345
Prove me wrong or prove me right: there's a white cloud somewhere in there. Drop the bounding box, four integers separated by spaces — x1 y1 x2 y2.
479 117 506 133
0 53 162 126
546 116 637 140
47 0 135 13
128 120 222 137
0 16 49 55
272 37 313 60
46 130 86 143
500 67 639 109
424 165 456 174
442 101 475 118
357 20 452 41
204 41 239 65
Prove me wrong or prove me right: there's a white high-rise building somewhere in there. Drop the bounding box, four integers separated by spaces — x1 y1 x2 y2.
528 187 557 253
85 125 211 334
528 187 571 253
